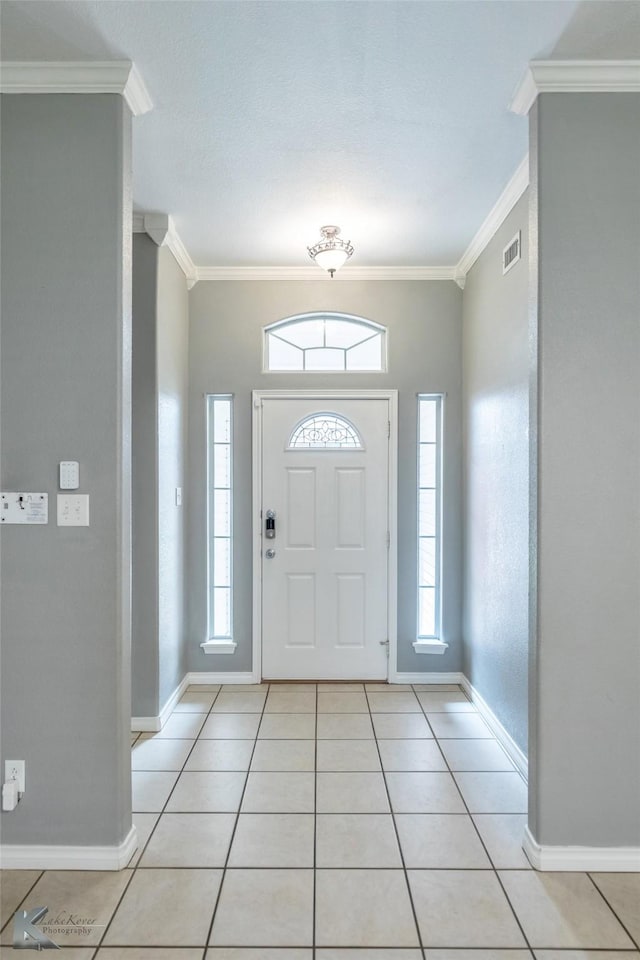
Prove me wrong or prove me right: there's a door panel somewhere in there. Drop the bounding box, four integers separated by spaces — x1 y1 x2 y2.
261 397 389 680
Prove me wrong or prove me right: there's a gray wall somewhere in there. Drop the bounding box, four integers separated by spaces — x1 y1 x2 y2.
0 94 132 846
530 93 640 846
157 245 189 706
131 237 189 717
187 279 463 676
462 191 530 755
132 234 160 717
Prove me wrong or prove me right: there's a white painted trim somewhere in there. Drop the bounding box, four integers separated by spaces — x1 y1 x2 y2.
455 155 529 278
523 825 640 872
186 671 259 684
0 825 138 871
195 265 458 283
395 671 465 684
510 59 640 116
131 674 190 732
131 715 161 733
201 640 237 654
460 675 528 781
413 639 448 654
133 212 198 286
253 389 398 683
158 674 190 728
0 61 152 115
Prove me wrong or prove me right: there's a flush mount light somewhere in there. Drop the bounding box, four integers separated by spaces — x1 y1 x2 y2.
307 225 354 278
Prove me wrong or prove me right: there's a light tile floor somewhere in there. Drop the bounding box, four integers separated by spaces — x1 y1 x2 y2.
2 682 639 958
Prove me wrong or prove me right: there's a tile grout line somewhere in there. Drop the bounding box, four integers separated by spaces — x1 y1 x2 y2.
413 683 535 955
0 870 45 938
585 871 640 951
364 683 426 954
203 685 270 952
132 683 224 862
99 684 227 953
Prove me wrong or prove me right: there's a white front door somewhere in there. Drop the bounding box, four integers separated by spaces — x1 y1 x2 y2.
260 396 390 679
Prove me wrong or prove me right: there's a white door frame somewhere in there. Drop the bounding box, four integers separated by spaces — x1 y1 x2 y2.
252 389 399 682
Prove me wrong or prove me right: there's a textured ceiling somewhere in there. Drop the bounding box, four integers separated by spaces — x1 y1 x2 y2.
3 0 637 267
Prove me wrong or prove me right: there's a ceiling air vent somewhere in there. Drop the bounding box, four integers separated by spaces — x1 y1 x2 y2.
503 231 521 275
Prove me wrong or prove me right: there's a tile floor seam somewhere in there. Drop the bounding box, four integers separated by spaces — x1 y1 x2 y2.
364 682 425 954
203 685 270 950
413 682 535 953
133 684 224 856
0 869 45 938
586 870 640 951
116 684 226 950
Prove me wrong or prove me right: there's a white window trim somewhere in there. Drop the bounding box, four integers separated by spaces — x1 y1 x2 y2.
415 393 447 654
202 394 235 654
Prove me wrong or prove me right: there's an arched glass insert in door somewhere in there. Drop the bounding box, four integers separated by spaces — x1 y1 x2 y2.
264 312 387 372
288 413 364 449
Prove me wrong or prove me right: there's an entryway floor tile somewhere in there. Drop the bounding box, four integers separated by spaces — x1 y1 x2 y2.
408 869 527 948
209 869 313 947
139 813 235 867
241 771 315 812
228 813 314 867
316 813 402 867
499 870 636 949
104 868 221 946
395 813 492 868
315 869 419 946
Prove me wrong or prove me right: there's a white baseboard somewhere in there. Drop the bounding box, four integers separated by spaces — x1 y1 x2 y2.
186 670 260 684
393 671 465 684
459 675 528 781
131 715 161 732
524 826 640 872
131 675 190 732
159 675 190 726
0 825 138 871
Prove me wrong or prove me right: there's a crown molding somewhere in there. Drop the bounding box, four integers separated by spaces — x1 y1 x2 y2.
133 211 198 287
455 154 529 279
0 60 152 115
166 224 199 289
510 59 640 116
194 265 458 283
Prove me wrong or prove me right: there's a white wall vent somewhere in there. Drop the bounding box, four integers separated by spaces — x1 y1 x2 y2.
503 231 521 275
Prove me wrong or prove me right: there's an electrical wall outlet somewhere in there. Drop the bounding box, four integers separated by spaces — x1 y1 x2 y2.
5 760 25 794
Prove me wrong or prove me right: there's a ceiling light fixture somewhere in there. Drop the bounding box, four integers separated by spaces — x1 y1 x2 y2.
307 225 354 278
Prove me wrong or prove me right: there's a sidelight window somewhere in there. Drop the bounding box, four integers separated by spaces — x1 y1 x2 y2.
206 395 233 647
417 395 443 645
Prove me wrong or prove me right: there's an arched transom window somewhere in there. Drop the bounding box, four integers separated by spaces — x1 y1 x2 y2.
288 413 363 450
264 312 387 372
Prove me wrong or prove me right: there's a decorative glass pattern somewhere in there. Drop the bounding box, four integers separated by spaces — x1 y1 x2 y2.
288 414 363 449
265 313 386 372
418 396 442 639
208 396 233 639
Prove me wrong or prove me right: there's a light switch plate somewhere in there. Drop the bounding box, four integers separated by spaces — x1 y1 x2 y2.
59 461 80 490
57 494 90 526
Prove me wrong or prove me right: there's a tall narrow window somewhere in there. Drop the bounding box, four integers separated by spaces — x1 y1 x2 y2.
205 395 234 651
417 395 443 648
